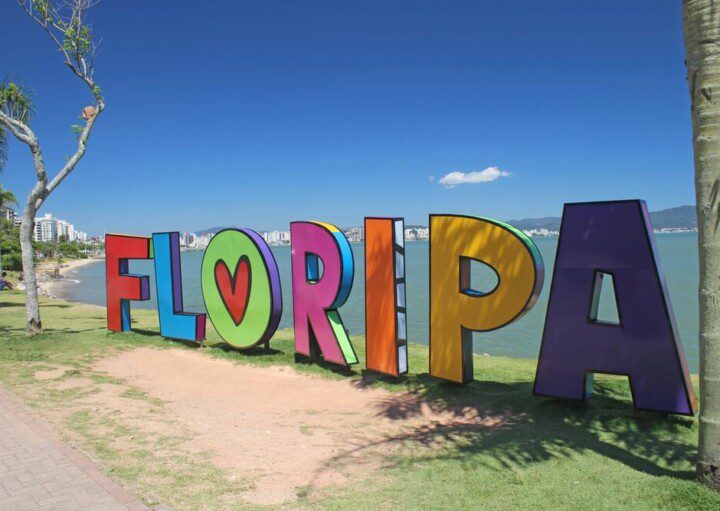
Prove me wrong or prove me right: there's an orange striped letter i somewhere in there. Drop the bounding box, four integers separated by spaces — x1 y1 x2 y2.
364 217 408 376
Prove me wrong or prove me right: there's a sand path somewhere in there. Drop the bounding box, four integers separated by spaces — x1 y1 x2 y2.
92 347 501 505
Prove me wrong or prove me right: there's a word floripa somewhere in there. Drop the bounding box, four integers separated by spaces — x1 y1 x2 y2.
106 200 696 417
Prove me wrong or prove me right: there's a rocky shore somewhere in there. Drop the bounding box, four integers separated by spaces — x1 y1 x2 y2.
23 258 103 299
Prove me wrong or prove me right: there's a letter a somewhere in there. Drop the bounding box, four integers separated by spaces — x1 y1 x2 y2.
533 200 696 415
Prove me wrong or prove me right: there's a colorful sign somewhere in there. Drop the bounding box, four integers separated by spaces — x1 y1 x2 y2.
365 217 408 376
153 232 206 342
105 234 152 332
533 200 696 416
291 221 358 366
104 199 697 416
429 215 544 383
201 228 282 349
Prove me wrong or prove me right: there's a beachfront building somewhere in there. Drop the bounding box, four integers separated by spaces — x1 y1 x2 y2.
181 232 196 247
194 233 213 249
262 230 291 245
57 219 75 241
0 206 16 223
34 213 58 242
32 213 88 243
404 226 429 241
343 227 364 243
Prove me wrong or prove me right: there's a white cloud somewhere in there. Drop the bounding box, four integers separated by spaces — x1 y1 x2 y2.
438 167 510 188
427 174 435 183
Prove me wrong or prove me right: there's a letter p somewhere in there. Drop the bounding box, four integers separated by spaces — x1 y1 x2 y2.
429 215 544 383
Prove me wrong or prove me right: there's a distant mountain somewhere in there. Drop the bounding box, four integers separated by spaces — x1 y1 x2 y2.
647 205 697 229
507 205 697 232
193 206 697 236
504 216 563 232
195 226 236 236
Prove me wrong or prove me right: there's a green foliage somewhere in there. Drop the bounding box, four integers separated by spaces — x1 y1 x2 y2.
0 80 33 171
0 184 16 209
0 218 93 270
70 123 83 138
0 80 34 124
0 219 21 271
32 0 51 20
61 20 92 58
28 0 102 102
32 239 90 260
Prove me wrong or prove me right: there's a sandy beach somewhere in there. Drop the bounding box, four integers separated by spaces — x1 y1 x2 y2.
35 258 103 299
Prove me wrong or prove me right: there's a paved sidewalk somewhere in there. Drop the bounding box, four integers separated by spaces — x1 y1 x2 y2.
0 384 150 510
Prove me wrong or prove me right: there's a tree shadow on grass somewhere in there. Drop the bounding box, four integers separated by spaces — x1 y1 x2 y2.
39 303 74 309
1 300 75 309
43 327 102 334
0 300 24 308
327 376 697 481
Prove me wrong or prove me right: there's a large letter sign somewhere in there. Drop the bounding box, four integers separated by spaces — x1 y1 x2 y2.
102 202 697 420
201 229 282 349
106 234 152 332
429 215 544 384
152 232 206 342
365 217 408 376
533 200 697 415
291 221 358 366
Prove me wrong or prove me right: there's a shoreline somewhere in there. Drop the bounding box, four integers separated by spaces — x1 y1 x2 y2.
36 257 103 299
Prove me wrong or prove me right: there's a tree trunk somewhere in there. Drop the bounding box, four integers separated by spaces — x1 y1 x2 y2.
19 203 41 335
683 0 720 490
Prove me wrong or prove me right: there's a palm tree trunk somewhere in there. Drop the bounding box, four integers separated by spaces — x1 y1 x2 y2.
683 0 720 490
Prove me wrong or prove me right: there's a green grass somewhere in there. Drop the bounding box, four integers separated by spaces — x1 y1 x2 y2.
0 290 719 510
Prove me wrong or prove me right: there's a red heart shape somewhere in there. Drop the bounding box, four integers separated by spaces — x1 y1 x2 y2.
214 257 252 325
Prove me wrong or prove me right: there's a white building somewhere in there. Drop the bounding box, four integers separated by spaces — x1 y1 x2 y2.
34 213 58 242
195 233 213 248
181 232 196 247
261 230 291 245
32 213 88 243
1 206 16 223
56 219 76 241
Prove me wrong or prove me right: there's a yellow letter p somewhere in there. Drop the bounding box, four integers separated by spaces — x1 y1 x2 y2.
429 215 544 383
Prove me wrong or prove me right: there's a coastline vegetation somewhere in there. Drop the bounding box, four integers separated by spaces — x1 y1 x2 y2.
1 217 99 271
0 291 718 509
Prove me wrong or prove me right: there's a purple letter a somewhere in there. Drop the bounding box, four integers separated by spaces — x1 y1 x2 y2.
533 200 696 415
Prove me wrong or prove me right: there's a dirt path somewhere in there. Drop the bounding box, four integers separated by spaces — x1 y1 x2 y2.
91 348 501 506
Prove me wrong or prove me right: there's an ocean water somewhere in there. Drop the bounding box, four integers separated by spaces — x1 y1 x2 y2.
55 233 701 371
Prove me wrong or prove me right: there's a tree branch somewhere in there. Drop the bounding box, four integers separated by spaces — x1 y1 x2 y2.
45 109 100 195
0 110 34 146
17 0 104 106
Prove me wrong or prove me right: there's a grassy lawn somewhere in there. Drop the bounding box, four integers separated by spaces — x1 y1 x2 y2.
0 290 718 510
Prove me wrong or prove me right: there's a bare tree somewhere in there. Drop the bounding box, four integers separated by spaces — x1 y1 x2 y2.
683 0 720 490
0 0 104 334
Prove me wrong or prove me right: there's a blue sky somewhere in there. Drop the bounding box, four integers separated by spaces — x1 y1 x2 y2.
1 1 694 235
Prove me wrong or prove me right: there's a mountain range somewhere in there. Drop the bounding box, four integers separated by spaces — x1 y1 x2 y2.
196 205 697 235
507 205 697 231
